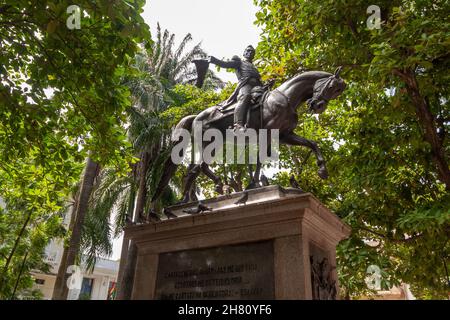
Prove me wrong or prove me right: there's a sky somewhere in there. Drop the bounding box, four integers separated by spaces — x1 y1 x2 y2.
141 0 262 83
111 0 263 260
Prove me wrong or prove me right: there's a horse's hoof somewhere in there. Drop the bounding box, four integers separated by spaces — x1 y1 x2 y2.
318 167 328 179
245 181 260 190
176 197 190 205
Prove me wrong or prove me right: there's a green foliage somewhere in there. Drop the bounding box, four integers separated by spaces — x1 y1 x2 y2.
160 84 225 127
0 201 66 299
0 0 150 213
0 0 150 298
255 0 449 298
77 292 91 300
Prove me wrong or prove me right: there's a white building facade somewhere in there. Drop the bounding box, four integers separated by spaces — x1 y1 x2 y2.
31 208 119 300
32 240 119 300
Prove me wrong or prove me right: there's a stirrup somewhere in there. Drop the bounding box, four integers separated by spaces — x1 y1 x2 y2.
233 123 247 133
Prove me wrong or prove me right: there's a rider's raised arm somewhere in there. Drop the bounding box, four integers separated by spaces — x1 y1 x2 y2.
208 55 240 69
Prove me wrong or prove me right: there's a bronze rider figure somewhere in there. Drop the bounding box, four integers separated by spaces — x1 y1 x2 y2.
208 45 262 133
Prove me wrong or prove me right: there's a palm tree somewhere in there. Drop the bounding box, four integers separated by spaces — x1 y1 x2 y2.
76 25 223 300
52 156 100 300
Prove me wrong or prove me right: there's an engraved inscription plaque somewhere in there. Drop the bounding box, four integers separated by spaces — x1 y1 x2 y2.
155 241 274 300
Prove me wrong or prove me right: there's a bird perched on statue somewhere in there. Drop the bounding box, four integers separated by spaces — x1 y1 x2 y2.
182 202 212 215
234 191 249 205
163 208 177 220
223 184 232 197
289 175 303 192
124 214 134 226
148 209 161 222
198 202 213 213
260 174 270 187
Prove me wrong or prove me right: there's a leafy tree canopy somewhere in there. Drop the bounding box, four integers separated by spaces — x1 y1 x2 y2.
254 0 449 298
0 0 150 298
0 0 150 213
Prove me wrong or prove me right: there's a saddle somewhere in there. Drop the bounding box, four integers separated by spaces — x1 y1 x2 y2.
205 83 272 128
250 85 269 105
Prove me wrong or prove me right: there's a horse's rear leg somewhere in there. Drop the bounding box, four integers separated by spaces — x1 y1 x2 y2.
247 164 254 181
251 135 264 186
253 154 262 183
245 160 262 190
280 133 328 179
189 183 198 202
200 162 223 194
179 164 201 203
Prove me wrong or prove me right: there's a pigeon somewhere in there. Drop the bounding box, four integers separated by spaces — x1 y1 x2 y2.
214 183 223 194
234 191 249 205
163 208 177 220
182 207 200 215
289 175 303 191
223 184 232 197
148 209 161 222
198 202 213 213
124 214 134 226
260 174 270 187
182 202 212 215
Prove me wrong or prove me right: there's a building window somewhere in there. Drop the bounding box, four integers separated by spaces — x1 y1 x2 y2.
78 278 94 300
35 279 45 285
45 251 57 263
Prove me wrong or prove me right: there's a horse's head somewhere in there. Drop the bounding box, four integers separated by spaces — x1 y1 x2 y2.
307 67 346 114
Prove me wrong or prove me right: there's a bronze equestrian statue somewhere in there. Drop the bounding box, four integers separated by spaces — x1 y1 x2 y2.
152 63 346 204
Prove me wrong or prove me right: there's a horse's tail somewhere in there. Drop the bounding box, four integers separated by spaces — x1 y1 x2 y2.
151 115 196 202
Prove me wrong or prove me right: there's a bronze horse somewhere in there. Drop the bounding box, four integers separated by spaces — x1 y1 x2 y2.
152 69 346 203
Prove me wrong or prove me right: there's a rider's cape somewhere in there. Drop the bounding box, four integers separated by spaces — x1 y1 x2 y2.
217 77 252 110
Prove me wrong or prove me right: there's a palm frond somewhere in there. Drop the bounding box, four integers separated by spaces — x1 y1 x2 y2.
174 33 193 62
78 25 226 269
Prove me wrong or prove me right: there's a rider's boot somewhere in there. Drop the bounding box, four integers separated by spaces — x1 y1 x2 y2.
234 95 249 134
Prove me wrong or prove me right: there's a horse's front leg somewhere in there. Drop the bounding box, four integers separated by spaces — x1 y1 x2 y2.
280 133 328 179
248 137 262 188
246 156 262 189
253 156 262 183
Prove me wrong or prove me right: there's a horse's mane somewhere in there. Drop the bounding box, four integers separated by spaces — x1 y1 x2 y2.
287 70 332 84
275 70 333 96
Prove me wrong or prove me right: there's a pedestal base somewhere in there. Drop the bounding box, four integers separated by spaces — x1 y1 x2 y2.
118 186 351 300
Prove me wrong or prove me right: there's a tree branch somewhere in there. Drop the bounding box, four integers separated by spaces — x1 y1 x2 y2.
358 226 424 244
392 68 450 190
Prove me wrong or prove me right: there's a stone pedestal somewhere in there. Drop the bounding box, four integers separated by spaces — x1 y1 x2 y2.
118 186 351 300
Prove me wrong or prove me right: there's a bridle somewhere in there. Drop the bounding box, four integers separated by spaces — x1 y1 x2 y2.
273 74 336 107
311 75 336 103
271 71 344 114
